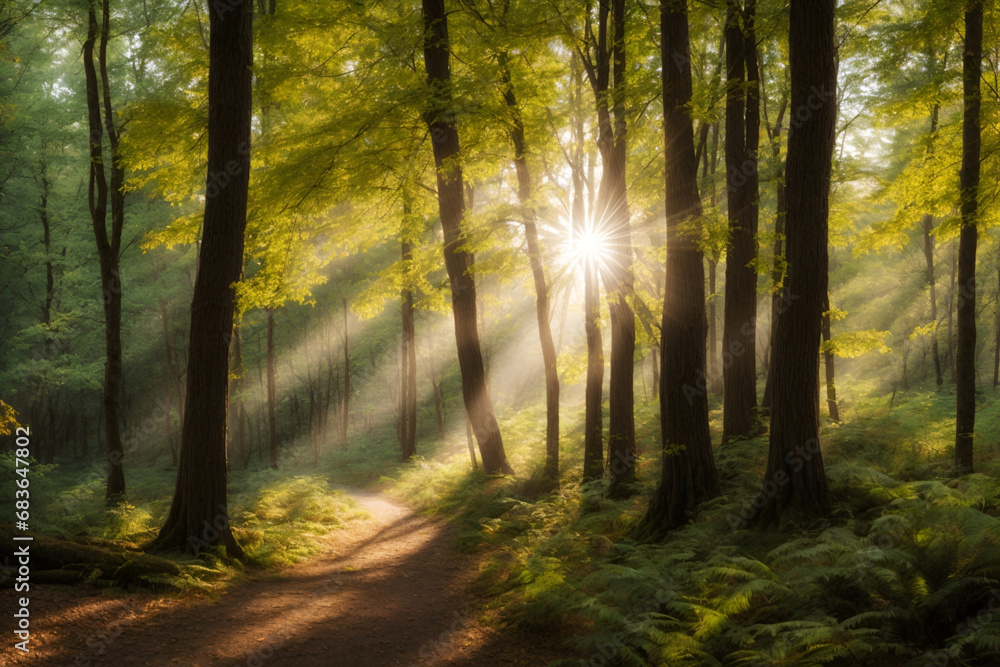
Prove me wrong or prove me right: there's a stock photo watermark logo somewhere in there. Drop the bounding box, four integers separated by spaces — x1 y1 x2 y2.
726 434 822 530
683 291 799 405
577 581 676 667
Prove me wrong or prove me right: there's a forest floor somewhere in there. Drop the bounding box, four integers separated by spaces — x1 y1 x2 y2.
0 488 570 666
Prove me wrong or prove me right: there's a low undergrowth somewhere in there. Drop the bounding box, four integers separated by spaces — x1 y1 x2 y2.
1 464 366 593
368 381 1000 666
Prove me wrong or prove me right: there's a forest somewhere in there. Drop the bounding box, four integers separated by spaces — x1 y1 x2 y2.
2 0 1000 664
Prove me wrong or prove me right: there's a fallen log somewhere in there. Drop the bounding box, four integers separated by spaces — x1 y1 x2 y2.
0 523 180 589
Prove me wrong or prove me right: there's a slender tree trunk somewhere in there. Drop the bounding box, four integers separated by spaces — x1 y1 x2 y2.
39 172 54 327
948 241 957 382
400 240 417 461
762 97 788 414
955 0 982 476
428 346 444 437
151 0 252 557
83 0 126 501
994 243 1000 391
708 257 719 393
583 255 605 481
341 299 350 448
760 0 835 525
158 299 179 466
921 101 944 389
465 409 477 470
231 322 247 469
722 0 761 444
924 213 943 387
634 0 720 540
422 0 512 475
573 53 604 482
585 0 636 497
821 293 839 422
498 51 560 481
266 307 278 469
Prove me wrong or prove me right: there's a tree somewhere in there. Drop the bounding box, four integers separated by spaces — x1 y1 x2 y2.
400 234 417 461
634 0 720 540
579 0 636 497
721 0 761 443
955 0 981 476
82 0 126 501
497 49 560 481
759 0 835 525
150 0 253 557
422 0 513 476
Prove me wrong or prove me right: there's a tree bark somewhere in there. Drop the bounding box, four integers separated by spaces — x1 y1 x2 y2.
400 240 417 461
579 0 636 496
955 0 981 476
497 51 560 481
428 345 445 437
150 0 252 557
994 241 999 391
948 241 957 382
722 0 761 443
266 307 278 469
821 292 839 422
761 92 788 414
83 0 126 501
573 52 604 483
922 101 944 389
923 213 943 387
341 299 350 448
634 0 720 540
422 0 512 475
760 0 835 525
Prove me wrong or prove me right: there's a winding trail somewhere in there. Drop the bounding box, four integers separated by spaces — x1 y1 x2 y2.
2 489 568 666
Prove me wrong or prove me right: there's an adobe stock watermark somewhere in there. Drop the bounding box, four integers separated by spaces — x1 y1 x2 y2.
727 435 821 530
205 140 251 199
683 291 799 404
577 580 676 667
406 611 476 666
245 569 348 666
924 588 1000 666
64 600 141 666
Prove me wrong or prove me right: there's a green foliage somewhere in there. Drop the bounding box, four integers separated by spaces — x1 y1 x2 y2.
821 329 892 358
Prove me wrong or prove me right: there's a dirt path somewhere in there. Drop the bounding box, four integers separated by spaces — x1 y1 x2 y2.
2 490 569 666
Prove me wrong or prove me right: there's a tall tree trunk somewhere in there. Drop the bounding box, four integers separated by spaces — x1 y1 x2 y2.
955 0 981 476
948 241 957 382
83 0 126 501
39 172 54 327
583 254 605 481
428 345 444 437
761 94 789 413
760 0 835 525
573 53 604 483
722 0 761 444
922 100 944 389
634 0 720 540
400 240 417 461
923 213 943 387
586 0 636 497
498 51 560 481
266 307 278 469
821 293 839 422
341 299 350 448
708 258 720 394
994 242 1000 391
422 0 512 475
151 0 252 557
231 322 247 469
